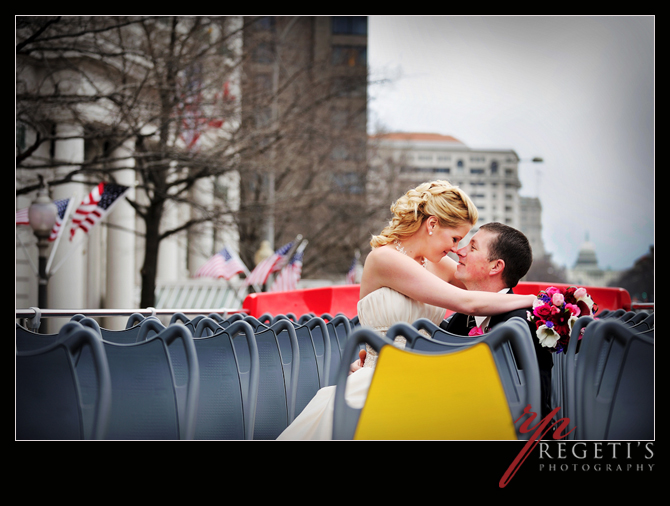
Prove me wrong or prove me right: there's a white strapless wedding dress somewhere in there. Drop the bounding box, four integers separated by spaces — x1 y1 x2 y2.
276 287 446 440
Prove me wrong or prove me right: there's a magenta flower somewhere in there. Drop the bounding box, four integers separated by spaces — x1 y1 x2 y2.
469 326 484 337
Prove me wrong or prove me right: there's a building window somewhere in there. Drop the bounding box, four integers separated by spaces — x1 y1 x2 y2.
254 106 272 127
470 168 485 175
252 41 275 63
332 45 367 67
490 160 498 174
331 16 367 35
332 171 365 194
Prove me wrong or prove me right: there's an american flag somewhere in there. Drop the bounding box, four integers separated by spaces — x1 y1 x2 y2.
70 182 130 240
15 207 30 226
16 198 71 242
194 246 246 280
244 241 294 287
49 198 71 242
270 241 306 292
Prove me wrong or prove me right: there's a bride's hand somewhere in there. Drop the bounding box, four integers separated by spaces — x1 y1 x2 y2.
348 349 367 375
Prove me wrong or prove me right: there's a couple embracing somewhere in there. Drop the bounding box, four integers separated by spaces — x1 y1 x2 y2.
278 180 552 440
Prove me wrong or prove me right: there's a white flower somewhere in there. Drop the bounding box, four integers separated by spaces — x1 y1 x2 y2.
537 325 560 348
568 315 578 333
574 287 594 313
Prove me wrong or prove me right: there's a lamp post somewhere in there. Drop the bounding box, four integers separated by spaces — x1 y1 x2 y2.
519 156 544 197
28 184 58 320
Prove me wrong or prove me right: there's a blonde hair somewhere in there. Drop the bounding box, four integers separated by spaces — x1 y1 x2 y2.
370 180 478 248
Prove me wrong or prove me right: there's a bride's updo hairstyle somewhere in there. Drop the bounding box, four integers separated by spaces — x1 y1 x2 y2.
370 180 478 248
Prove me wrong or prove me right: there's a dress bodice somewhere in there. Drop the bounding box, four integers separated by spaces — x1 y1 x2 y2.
357 287 446 368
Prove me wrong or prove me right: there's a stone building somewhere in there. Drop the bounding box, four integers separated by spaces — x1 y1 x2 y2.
368 132 545 256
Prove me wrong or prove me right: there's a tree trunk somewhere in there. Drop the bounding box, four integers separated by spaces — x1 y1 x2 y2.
140 203 164 308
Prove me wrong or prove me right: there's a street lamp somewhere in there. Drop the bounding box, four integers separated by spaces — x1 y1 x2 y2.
28 183 58 316
519 156 544 197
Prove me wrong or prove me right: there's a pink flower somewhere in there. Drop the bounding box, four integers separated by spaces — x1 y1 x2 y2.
552 293 565 306
469 326 484 337
546 286 561 297
565 303 581 316
574 287 587 299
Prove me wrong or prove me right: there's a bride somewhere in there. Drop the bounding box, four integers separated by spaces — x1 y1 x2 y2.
277 180 536 440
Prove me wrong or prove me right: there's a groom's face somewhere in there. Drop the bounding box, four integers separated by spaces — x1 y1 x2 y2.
453 229 496 288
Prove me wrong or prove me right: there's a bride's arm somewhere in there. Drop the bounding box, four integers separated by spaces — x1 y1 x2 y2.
363 247 535 316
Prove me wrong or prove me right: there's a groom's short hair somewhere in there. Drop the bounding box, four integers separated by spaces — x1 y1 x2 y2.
480 222 532 288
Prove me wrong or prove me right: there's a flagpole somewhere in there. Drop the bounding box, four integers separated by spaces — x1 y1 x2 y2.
269 238 308 292
275 234 303 270
267 234 303 288
46 193 78 274
51 185 130 277
231 247 263 296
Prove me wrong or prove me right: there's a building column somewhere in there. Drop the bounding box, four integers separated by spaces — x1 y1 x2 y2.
103 141 136 330
187 176 214 275
48 123 86 333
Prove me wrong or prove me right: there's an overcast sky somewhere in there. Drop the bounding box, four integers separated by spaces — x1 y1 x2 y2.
366 15 654 271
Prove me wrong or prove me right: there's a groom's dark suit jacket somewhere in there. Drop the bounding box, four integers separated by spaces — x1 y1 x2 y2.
442 288 554 419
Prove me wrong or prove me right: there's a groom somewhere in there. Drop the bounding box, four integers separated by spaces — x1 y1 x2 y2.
444 222 553 420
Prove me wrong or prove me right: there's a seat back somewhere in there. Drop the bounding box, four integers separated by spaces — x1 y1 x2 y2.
191 321 259 439
575 319 654 440
326 314 351 354
193 316 224 337
223 313 245 327
16 324 111 440
398 317 540 432
301 317 331 388
412 318 475 345
271 318 327 419
333 320 538 440
244 320 299 439
562 315 597 430
325 315 351 385
88 325 199 440
99 316 164 344
242 315 268 331
16 321 81 352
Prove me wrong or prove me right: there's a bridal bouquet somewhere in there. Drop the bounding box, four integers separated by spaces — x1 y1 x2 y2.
527 286 598 354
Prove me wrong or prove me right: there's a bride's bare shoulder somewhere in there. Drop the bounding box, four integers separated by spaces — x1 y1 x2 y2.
364 244 401 266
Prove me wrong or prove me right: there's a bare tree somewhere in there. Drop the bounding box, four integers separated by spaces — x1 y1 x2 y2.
17 16 251 306
17 15 387 305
